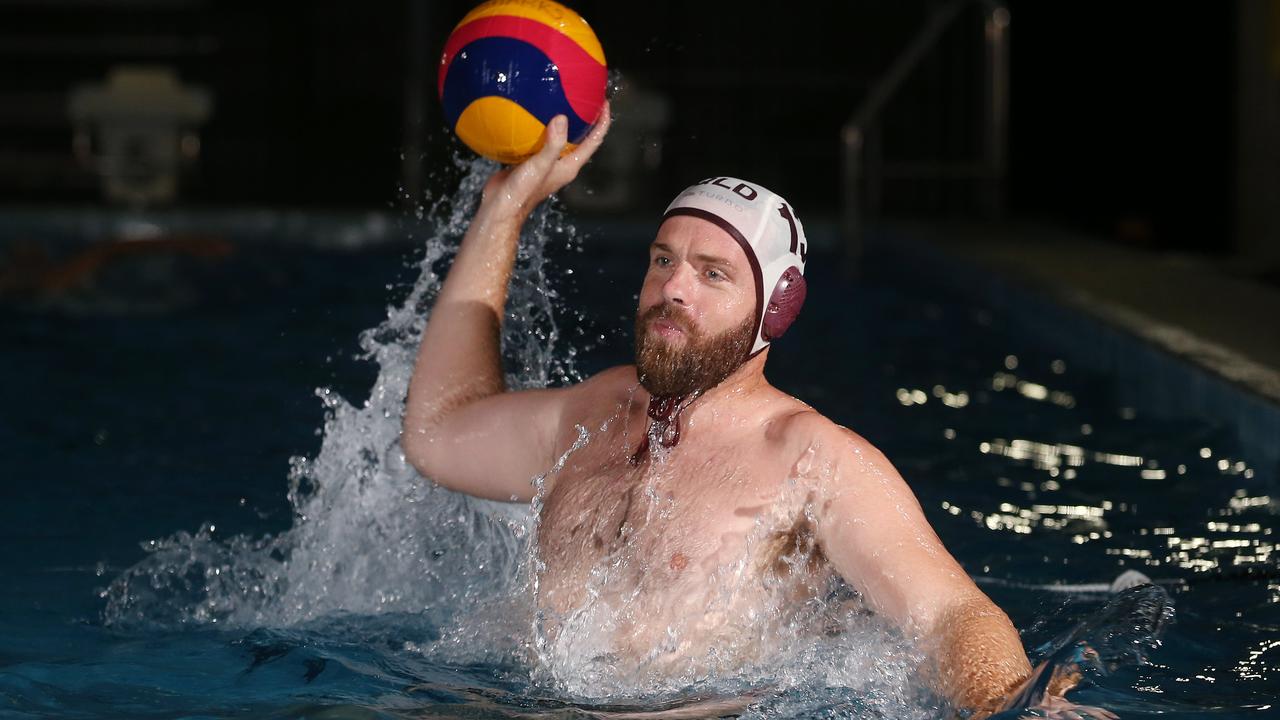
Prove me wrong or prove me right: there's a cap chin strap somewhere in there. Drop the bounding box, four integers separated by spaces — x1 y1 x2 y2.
628 392 702 466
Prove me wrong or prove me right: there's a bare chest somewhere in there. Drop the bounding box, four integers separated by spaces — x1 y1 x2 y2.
535 437 808 614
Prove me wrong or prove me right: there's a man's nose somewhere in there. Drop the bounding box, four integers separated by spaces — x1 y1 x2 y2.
661 262 695 306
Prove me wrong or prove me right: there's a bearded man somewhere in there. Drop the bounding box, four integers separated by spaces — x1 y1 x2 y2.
402 106 1034 716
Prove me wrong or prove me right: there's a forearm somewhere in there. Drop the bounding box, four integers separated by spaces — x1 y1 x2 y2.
404 204 525 442
929 596 1032 716
399 108 610 477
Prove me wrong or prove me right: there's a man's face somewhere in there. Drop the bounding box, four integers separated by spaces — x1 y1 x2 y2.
634 216 758 397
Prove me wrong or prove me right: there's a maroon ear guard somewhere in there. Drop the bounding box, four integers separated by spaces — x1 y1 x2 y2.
761 266 807 342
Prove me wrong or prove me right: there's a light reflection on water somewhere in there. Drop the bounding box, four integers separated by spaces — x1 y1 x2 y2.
893 346 1274 581
863 300 1278 713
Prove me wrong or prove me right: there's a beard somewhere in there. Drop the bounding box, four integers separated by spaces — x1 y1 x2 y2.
634 303 757 397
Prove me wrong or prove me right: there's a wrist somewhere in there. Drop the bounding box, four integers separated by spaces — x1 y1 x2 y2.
471 200 528 239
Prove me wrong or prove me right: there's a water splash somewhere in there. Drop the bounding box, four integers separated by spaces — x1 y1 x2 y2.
996 581 1175 718
101 154 567 631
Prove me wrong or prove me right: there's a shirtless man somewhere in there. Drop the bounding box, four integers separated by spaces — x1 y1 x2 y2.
402 106 1032 714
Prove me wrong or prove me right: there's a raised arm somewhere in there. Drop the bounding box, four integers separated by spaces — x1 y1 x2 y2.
808 424 1031 715
402 106 611 502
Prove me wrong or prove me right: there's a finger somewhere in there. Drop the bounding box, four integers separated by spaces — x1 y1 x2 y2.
532 115 569 165
547 102 611 187
563 100 612 166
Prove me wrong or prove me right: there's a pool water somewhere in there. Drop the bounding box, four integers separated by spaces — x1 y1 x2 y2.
2 167 1277 718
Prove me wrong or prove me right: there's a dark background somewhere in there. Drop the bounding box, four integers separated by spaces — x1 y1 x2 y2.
0 1 1270 260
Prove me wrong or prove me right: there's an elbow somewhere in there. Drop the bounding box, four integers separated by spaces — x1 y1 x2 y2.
401 424 431 479
401 412 445 482
401 410 472 497
402 384 488 492
402 388 449 470
402 427 462 494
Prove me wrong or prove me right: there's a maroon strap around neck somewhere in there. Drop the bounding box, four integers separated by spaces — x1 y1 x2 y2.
629 394 690 466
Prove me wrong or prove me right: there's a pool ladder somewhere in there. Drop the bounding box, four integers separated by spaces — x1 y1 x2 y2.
841 0 1010 267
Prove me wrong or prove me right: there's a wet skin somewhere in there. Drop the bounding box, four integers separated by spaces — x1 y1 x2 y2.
402 107 1037 715
535 363 832 664
530 214 836 664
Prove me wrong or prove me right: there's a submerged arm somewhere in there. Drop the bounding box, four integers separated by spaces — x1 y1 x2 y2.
809 424 1030 714
402 106 611 501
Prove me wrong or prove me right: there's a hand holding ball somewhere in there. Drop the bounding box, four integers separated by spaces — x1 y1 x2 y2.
438 0 607 164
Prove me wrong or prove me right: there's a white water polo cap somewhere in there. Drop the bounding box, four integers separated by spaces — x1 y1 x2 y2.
661 176 809 355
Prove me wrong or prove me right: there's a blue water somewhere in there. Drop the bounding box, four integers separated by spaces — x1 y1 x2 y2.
2 178 1277 717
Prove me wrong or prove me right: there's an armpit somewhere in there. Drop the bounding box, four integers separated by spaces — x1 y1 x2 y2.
763 512 827 581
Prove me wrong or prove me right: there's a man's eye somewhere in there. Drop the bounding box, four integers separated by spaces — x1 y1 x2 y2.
706 269 723 281
654 256 671 267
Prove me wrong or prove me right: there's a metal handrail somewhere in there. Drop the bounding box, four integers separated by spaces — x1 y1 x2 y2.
842 0 1010 266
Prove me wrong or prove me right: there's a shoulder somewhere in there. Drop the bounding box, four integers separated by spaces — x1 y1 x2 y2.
572 364 639 400
766 401 864 455
586 363 640 387
769 403 901 487
556 364 640 421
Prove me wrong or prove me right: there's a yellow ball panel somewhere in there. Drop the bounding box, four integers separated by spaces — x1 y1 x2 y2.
453 0 606 66
455 96 548 164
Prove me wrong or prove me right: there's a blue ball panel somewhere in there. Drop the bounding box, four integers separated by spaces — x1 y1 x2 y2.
441 36 593 143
